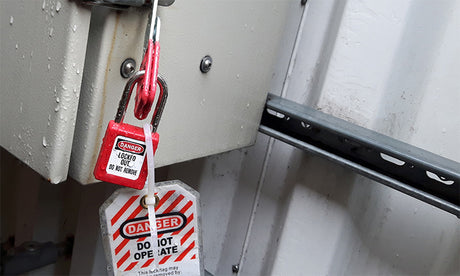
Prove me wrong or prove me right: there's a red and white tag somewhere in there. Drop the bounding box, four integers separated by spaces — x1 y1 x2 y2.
106 136 146 180
100 180 203 276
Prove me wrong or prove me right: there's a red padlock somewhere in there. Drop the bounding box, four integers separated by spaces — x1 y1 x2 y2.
93 71 168 189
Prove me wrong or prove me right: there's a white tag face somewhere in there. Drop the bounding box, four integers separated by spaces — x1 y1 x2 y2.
100 180 203 276
106 136 146 180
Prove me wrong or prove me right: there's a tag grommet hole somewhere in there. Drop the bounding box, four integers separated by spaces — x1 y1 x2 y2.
140 194 160 209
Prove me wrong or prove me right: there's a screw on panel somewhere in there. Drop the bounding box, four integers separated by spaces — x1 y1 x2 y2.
232 264 239 273
120 58 136 78
200 55 213 73
301 0 307 5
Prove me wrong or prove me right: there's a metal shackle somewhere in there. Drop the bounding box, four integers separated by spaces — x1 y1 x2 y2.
114 70 168 133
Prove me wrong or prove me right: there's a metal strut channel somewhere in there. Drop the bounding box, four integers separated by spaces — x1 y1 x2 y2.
259 94 460 217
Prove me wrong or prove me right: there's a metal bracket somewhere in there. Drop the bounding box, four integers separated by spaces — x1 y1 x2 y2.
260 94 460 217
82 0 175 9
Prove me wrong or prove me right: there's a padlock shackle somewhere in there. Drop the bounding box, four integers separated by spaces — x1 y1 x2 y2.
151 74 167 132
115 70 145 124
114 70 168 133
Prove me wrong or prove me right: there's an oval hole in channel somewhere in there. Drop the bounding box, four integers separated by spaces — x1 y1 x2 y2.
301 121 311 129
267 108 285 118
426 171 454 185
380 153 405 166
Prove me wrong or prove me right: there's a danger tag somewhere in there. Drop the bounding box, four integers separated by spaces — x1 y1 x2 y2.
106 136 146 180
100 180 203 276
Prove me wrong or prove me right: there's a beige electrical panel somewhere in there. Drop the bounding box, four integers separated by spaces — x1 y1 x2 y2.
1 0 303 184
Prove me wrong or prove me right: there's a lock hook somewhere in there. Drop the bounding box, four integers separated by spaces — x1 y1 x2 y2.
151 74 168 133
115 70 145 124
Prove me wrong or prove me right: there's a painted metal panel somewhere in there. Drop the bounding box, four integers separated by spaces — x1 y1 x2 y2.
0 0 91 183
69 0 303 184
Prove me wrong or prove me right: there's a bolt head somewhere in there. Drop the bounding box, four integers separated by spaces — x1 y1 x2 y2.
120 58 136 78
232 264 239 273
200 55 213 73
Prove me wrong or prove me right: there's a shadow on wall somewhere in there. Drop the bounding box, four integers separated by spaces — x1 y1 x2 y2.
1 148 82 274
342 175 460 275
375 0 457 142
261 146 357 275
252 144 459 275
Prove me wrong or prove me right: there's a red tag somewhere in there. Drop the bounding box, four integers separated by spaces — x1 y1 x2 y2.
100 180 203 275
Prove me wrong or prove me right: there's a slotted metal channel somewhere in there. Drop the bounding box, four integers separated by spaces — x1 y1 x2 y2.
260 94 460 217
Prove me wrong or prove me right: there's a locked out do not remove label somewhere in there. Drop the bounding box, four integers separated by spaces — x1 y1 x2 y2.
106 136 146 180
100 180 203 276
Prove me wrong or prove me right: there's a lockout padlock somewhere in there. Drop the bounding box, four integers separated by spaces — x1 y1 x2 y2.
93 71 168 189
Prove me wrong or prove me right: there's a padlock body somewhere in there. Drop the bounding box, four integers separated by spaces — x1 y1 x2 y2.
93 120 159 189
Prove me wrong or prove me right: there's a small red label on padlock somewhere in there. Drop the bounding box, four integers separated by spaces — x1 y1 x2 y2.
106 137 145 180
93 120 159 189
